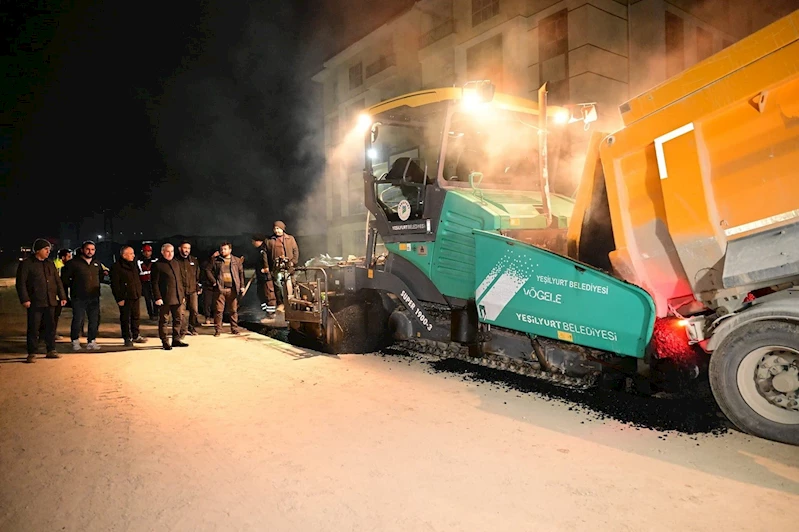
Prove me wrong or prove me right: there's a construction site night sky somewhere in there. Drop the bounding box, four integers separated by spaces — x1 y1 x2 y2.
0 0 416 245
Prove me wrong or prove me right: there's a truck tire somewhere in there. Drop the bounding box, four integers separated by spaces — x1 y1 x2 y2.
710 321 799 445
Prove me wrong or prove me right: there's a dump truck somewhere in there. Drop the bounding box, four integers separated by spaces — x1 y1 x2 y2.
287 10 799 445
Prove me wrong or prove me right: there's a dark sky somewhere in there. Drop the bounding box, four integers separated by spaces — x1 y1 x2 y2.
1 0 415 247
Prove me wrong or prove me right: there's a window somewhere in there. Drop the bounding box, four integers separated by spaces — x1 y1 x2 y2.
665 12 684 77
539 9 567 60
538 9 568 105
472 0 499 27
349 63 363 90
466 34 503 88
331 178 342 219
696 27 713 62
324 78 338 110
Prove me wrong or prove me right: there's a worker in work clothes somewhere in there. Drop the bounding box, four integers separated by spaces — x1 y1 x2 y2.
206 241 245 336
251 234 276 317
176 240 201 338
16 239 67 363
137 244 158 319
110 245 146 347
151 243 188 350
266 221 299 311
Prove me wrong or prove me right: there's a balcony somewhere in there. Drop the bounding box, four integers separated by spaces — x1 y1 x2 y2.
366 54 397 78
419 19 454 49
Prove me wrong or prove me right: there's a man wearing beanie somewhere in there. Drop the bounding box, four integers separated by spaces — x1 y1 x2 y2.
251 233 276 318
16 239 67 363
61 240 103 352
266 221 299 312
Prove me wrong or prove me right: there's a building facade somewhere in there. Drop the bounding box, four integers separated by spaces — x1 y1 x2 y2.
310 0 796 256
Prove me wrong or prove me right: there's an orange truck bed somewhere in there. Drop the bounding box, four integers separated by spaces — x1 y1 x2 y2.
569 10 799 317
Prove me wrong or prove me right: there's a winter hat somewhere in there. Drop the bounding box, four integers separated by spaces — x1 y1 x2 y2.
252 233 267 242
274 221 286 231
142 244 153 252
33 238 51 252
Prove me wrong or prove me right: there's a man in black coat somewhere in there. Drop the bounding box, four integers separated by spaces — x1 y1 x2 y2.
151 243 188 350
61 240 103 352
110 245 147 347
16 238 67 363
205 241 245 336
176 241 201 338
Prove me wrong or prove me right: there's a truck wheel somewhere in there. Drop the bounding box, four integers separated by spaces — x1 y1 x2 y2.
710 321 799 445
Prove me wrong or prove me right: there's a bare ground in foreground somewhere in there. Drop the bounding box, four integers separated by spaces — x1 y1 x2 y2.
0 284 797 531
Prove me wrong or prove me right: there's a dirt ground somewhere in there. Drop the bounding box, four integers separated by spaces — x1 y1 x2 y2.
0 283 797 531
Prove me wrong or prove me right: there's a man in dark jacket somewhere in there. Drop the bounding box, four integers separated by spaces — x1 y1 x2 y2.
110 245 146 347
205 241 245 336
266 221 300 310
16 239 67 363
151 243 188 350
176 241 201 338
137 244 157 319
61 240 103 352
251 234 276 317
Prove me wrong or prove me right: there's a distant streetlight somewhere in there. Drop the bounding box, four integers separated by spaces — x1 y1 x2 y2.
97 234 103 240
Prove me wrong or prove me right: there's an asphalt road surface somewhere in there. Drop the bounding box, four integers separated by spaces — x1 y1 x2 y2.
0 285 796 531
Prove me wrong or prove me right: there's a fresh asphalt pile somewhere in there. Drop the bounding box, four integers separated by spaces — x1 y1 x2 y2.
378 345 730 438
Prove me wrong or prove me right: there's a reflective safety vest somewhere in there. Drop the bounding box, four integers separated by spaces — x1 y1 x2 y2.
137 258 156 283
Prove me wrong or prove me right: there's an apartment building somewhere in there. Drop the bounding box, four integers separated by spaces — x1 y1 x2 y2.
310 0 796 256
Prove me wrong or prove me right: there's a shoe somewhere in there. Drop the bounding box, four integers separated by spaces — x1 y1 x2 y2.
124 339 134 347
25 354 36 363
46 351 61 359
72 340 82 352
187 329 197 336
230 330 241 335
162 340 172 350
213 331 221 337
133 336 147 344
87 340 101 351
172 338 189 347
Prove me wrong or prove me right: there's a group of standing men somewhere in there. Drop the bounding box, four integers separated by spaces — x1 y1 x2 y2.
16 221 300 361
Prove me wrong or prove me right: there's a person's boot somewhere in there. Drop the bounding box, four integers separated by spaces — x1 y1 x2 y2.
162 339 172 350
133 335 147 344
46 351 61 359
124 339 134 348
213 330 221 337
172 337 189 347
25 353 36 363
